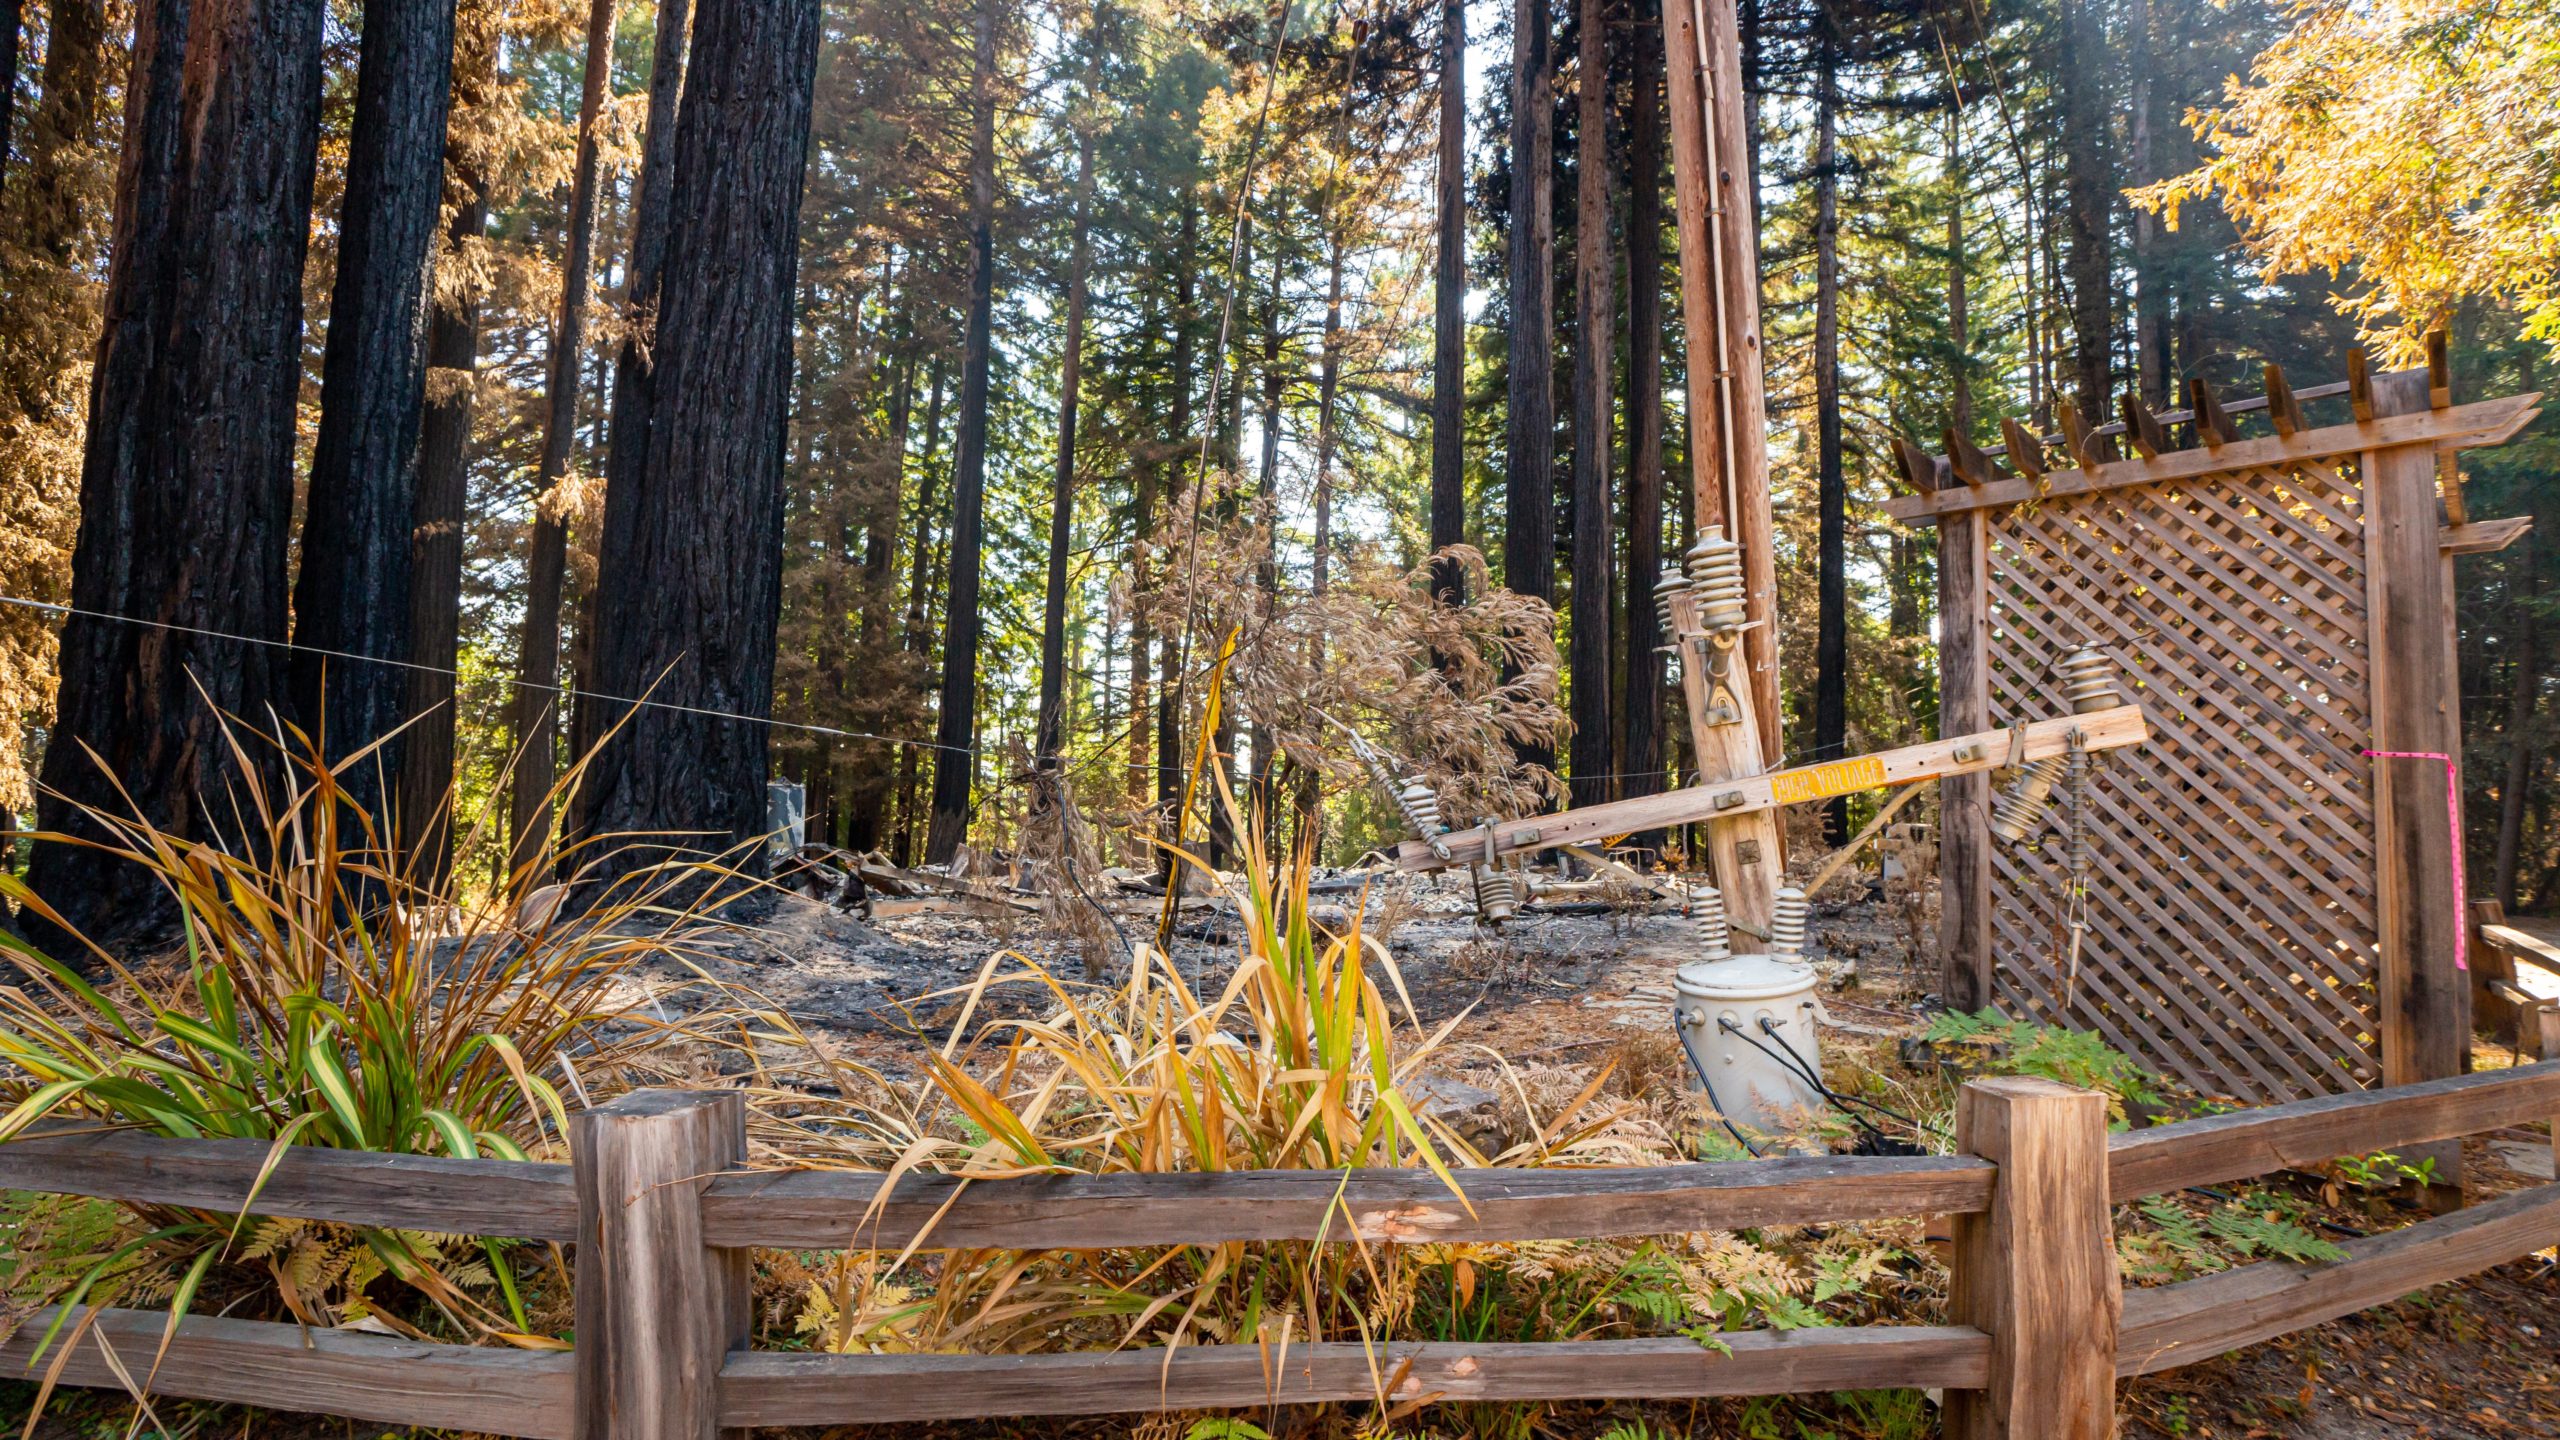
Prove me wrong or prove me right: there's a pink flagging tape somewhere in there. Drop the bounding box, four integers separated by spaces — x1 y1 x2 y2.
2362 749 2467 972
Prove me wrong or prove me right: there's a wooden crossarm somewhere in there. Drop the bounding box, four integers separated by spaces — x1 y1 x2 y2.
1392 705 2149 873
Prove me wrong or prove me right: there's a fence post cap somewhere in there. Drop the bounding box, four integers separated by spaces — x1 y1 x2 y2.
1958 1076 2105 1103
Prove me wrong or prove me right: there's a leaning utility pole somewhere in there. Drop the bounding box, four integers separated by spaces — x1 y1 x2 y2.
1660 0 1784 932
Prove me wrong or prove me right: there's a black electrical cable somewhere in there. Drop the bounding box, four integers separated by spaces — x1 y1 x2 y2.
1678 1027 1767 1157
1754 1016 1923 1128
1712 1016 1904 1147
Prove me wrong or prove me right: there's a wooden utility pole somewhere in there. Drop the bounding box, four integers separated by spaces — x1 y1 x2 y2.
1661 0 1783 931
1663 0 1780 763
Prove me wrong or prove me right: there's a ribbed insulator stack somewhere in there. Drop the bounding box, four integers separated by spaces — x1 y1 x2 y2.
2059 647 2119 714
1769 886 1809 958
1685 528 1749 633
1689 882 1733 963
1474 867 1520 923
1990 756 2069 842
1395 778 1443 838
1653 569 1691 644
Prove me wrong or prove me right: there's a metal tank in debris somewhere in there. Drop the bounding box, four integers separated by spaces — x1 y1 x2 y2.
1671 883 1824 1137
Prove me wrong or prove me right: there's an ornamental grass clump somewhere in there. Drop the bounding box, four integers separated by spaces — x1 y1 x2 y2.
0 715 747 1357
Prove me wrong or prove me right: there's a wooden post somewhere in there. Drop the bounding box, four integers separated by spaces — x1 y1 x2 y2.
573 1090 750 1440
2539 1005 2560 1179
1666 589 1783 935
1946 1077 2119 1440
1663 0 1781 766
2364 366 2467 1199
2471 899 2519 1047
1938 506 1993 1012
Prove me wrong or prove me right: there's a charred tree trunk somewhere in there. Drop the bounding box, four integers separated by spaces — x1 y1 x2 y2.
1128 446 1156 807
0 0 19 189
573 0 691 761
1156 201 1197 879
895 359 946 867
1313 234 1344 606
902 359 947 662
1946 103 1971 435
396 182 489 884
508 0 617 872
925 0 999 864
23 0 103 269
1622 0 1666 851
1811 13 1846 842
837 349 912 851
2127 0 2167 409
2058 0 2112 409
1505 0 1556 770
1301 227 1346 845
291 0 458 819
31 0 325 954
1429 0 1465 603
1035 99 1095 773
1247 241 1285 837
1567 0 1612 811
569 0 820 886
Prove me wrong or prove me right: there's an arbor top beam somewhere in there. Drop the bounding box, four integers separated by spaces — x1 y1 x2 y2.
1883 393 2538 525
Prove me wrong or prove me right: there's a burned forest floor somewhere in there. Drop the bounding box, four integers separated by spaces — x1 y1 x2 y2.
593 862 2560 1440
12 863 2560 1440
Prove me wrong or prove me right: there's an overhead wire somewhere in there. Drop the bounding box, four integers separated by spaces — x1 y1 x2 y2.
0 593 983 758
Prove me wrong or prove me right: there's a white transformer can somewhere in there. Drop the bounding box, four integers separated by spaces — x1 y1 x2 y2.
1672 954 1825 1137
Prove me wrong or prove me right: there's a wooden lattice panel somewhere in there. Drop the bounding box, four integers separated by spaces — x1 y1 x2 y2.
1983 460 2383 1101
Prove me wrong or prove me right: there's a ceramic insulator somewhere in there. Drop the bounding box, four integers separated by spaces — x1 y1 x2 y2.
1769 886 1808 958
1690 882 1733 963
1685 529 1749 633
2059 647 2119 714
1990 755 2069 842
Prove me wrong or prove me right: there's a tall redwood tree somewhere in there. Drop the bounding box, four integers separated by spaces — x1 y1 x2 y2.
1428 0 1465 600
924 0 1000 863
507 0 619 870
1567 0 1613 809
31 0 326 952
569 0 822 885
1504 0 1556 773
291 0 459 813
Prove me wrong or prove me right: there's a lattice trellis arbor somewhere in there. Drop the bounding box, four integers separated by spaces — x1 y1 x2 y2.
1884 348 2540 1109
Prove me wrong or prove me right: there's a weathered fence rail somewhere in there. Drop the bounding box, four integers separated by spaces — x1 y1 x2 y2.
4 1065 2556 1440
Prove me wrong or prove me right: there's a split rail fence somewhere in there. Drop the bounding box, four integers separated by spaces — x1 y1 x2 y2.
6 1068 2560 1439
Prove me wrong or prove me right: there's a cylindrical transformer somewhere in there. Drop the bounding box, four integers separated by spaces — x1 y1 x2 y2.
1674 954 1825 1138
